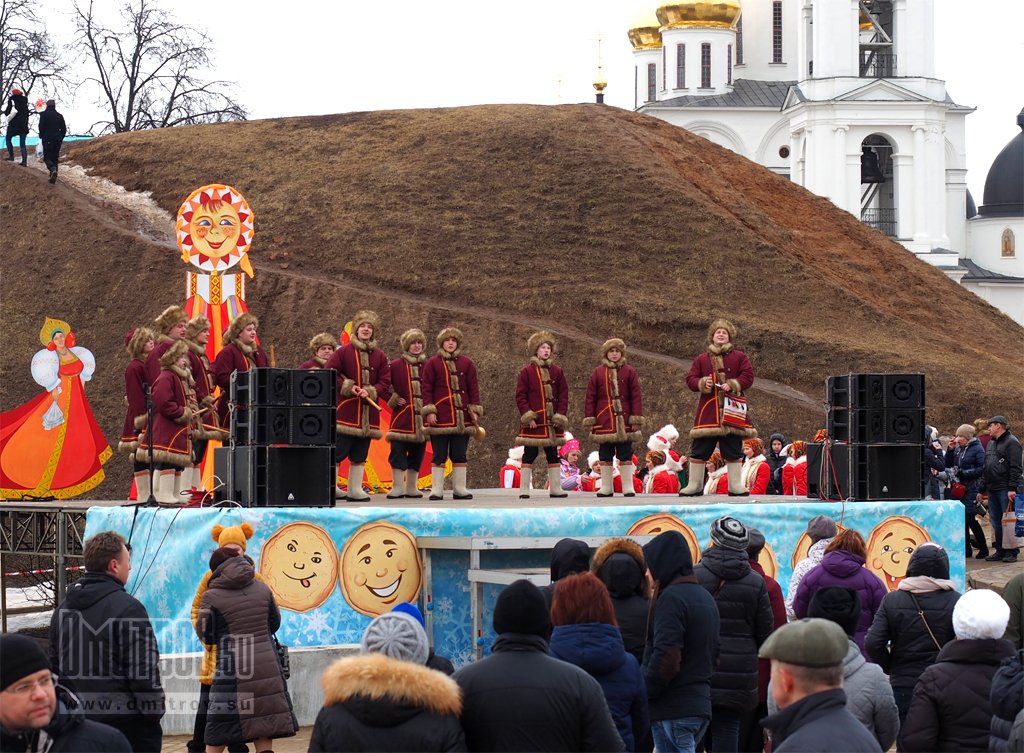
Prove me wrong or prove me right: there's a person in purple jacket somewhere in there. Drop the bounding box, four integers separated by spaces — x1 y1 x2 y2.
792 529 886 655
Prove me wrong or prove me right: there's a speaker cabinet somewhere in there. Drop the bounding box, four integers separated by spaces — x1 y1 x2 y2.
827 373 925 410
807 443 922 501
827 408 924 444
231 445 335 507
232 406 335 446
230 368 293 406
292 369 336 407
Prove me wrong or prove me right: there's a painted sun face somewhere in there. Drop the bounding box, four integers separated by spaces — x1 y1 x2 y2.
176 184 254 273
627 513 702 564
866 516 930 592
190 202 241 259
339 521 422 617
258 522 339 612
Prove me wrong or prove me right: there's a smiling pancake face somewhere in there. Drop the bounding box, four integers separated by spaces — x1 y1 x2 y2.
339 521 423 617
757 543 778 580
258 522 339 612
627 513 701 564
867 515 930 592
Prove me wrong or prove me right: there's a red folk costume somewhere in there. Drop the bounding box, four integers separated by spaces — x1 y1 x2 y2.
118 327 155 455
298 332 337 370
386 330 427 444
185 315 225 440
324 315 391 440
213 313 269 428
145 305 189 386
782 442 808 496
686 320 756 441
137 341 196 467
420 329 483 437
515 331 569 448
583 338 644 444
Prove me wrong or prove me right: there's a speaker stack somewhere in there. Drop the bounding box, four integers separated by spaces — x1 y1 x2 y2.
808 373 925 501
215 368 336 507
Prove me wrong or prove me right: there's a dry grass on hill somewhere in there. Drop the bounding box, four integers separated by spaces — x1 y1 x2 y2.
1 103 1020 497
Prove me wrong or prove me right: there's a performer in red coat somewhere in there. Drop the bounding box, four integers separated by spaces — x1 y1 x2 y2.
498 446 525 489
583 337 644 497
182 315 226 502
643 450 680 494
741 438 771 495
782 440 809 496
421 326 482 501
680 318 757 497
324 310 391 501
385 328 428 500
298 332 337 369
137 340 197 504
213 313 269 429
514 331 569 499
145 305 189 386
118 327 155 499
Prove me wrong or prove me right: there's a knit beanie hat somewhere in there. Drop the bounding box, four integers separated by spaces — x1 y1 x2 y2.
746 528 766 560
710 516 749 551
956 424 976 440
360 612 429 665
806 515 838 544
493 579 551 638
0 634 50 691
209 546 241 572
952 589 1010 640
559 432 580 458
807 586 861 637
211 522 255 551
391 601 426 627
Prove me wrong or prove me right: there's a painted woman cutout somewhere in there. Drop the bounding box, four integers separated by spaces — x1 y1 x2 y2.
0 318 112 499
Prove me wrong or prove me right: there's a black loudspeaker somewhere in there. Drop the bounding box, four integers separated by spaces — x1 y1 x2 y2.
807 443 922 500
232 445 334 507
231 368 292 406
292 369 335 407
232 406 334 446
827 408 924 444
827 373 925 410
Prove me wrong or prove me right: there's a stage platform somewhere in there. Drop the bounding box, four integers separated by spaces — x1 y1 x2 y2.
67 490 966 667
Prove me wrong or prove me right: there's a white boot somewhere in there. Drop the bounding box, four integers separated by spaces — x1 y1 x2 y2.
726 461 750 496
679 460 706 496
429 466 446 501
519 464 532 499
453 465 473 500
548 465 567 498
597 465 615 497
621 462 636 497
346 464 371 501
134 470 151 502
387 469 405 499
155 470 179 504
404 468 422 499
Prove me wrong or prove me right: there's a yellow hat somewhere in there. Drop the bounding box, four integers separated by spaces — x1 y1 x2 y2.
211 522 255 551
39 317 71 346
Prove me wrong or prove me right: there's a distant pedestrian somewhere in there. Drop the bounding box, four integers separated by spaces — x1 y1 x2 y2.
759 618 883 753
978 415 1022 563
38 99 66 183
4 88 29 165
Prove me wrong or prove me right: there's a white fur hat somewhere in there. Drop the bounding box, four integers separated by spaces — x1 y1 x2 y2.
587 451 600 470
952 589 1010 640
647 424 679 452
507 446 525 462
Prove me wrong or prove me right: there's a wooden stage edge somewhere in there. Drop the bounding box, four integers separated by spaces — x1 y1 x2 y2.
0 491 909 511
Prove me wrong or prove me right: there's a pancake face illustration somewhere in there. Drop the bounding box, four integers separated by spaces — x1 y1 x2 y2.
627 513 701 564
757 543 779 580
340 520 423 616
259 522 339 612
867 516 930 591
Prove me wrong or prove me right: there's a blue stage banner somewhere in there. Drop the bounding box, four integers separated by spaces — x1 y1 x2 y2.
86 499 966 667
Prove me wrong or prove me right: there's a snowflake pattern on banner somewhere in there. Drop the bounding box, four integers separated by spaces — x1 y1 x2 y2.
85 499 966 668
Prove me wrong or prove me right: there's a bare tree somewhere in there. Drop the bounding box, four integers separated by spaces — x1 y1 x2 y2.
72 0 246 133
0 0 69 100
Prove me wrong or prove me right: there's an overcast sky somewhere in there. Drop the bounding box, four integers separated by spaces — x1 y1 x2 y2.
40 0 1023 201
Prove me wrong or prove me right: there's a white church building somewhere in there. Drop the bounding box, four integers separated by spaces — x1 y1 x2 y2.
628 0 1024 325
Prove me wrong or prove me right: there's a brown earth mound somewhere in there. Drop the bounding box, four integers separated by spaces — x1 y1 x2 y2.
2 103 1020 498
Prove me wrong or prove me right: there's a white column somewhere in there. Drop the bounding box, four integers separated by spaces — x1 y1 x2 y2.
946 167 968 254
832 124 850 209
892 152 914 243
912 125 928 245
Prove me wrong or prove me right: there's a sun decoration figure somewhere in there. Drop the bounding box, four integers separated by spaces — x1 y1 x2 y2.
176 184 255 277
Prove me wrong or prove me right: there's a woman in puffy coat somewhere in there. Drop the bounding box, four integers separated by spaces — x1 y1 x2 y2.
945 423 988 558
864 542 959 724
591 538 650 665
901 589 1014 752
548 573 648 752
792 528 886 654
196 548 297 753
308 611 465 752
694 517 773 752
990 649 1024 753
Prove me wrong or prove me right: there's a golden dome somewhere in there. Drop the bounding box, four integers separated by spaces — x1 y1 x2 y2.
656 1 742 30
628 7 663 50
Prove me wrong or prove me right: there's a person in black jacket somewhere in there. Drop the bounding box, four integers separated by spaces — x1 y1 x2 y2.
765 432 786 495
539 537 591 609
923 425 947 499
864 541 959 726
49 531 165 753
308 611 466 752
0 633 132 753
453 579 624 752
591 537 650 665
978 416 1023 563
990 649 1024 753
38 99 67 184
642 530 720 753
900 588 1015 752
694 517 774 753
3 88 29 165
945 424 989 558
759 619 882 753
392 601 456 675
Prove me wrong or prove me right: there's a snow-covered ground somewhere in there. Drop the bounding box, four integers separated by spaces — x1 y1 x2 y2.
2 584 54 631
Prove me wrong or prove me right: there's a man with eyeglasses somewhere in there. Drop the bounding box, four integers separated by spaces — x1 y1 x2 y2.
49 531 165 752
1 633 131 751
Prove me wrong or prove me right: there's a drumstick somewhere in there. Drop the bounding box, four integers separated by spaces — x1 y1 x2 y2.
363 395 383 411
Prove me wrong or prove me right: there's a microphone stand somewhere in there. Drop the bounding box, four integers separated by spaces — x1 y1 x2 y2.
143 383 157 505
